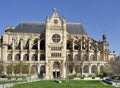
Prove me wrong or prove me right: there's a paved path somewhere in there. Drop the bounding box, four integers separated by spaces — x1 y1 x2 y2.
0 78 42 88
0 83 15 88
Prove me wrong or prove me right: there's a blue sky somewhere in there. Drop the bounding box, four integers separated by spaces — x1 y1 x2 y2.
0 0 120 56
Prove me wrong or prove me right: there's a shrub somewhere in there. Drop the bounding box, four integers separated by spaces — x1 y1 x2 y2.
69 74 77 79
80 75 85 79
0 74 7 78
97 73 104 79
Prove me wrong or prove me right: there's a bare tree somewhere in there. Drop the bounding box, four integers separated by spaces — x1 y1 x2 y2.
108 56 120 76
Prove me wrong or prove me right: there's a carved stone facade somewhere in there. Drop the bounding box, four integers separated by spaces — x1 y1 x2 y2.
0 9 115 79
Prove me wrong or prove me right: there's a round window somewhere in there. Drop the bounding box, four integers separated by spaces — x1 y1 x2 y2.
52 34 61 43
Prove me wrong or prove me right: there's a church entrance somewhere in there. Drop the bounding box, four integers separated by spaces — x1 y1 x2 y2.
53 61 60 79
53 71 60 79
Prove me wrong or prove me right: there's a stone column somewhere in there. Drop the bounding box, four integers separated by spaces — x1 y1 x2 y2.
2 46 7 61
20 52 24 61
45 62 49 79
97 63 100 74
38 39 40 50
12 39 15 50
37 53 40 62
89 64 91 74
29 39 31 50
3 64 7 75
28 63 32 78
20 39 23 50
72 40 74 50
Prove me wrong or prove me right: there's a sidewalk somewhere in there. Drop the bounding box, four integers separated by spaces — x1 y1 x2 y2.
0 78 41 88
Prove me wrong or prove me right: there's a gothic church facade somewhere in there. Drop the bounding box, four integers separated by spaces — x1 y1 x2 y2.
0 9 115 79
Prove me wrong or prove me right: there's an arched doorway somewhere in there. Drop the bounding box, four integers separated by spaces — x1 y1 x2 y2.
40 65 45 79
53 62 60 79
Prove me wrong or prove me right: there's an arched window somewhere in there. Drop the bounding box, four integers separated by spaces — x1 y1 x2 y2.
53 62 60 69
40 39 45 50
23 54 29 61
32 65 38 73
74 54 80 61
90 55 96 61
31 54 37 61
15 40 21 50
7 54 12 61
7 65 12 74
74 45 79 50
68 54 72 61
100 65 105 72
40 65 46 78
67 40 72 50
91 65 97 73
75 65 81 73
40 54 45 61
22 65 29 74
83 65 89 73
83 55 88 61
15 54 20 61
32 39 38 49
40 65 45 74
24 39 29 49
97 56 101 61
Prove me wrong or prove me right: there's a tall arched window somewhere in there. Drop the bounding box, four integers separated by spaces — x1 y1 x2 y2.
83 55 88 61
7 54 12 61
23 54 29 61
97 56 101 61
90 55 96 61
31 54 37 61
83 65 89 73
32 39 38 49
91 65 97 73
100 65 105 72
40 39 45 50
32 65 38 73
15 54 20 61
75 65 81 73
40 65 45 74
74 54 80 61
67 40 72 50
7 65 12 74
24 39 29 49
40 54 45 61
40 65 46 78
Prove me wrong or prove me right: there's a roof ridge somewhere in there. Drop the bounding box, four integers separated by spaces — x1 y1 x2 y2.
20 22 45 24
67 23 81 24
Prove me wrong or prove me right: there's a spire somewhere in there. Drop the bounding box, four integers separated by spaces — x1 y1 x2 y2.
62 16 66 23
46 16 50 22
102 34 107 42
51 8 60 19
53 8 57 12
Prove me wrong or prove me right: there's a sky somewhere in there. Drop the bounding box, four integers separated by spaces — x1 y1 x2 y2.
0 0 120 56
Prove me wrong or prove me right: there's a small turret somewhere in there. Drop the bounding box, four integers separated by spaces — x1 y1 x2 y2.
45 16 50 27
102 34 107 42
62 16 66 28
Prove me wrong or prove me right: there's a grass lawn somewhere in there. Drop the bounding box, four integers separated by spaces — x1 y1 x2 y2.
12 80 119 88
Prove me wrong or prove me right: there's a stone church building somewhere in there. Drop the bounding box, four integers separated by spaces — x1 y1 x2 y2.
0 9 115 79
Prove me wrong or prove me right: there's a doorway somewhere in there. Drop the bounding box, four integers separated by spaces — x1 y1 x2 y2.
53 71 60 79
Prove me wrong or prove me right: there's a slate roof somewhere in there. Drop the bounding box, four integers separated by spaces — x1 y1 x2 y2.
12 22 88 35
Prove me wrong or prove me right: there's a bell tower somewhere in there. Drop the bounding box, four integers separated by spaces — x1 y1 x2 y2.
45 8 67 79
